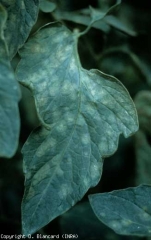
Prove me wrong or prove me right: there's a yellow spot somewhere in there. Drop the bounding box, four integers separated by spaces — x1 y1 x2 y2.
110 221 118 229
31 43 44 53
99 141 108 154
36 140 50 157
142 212 150 219
32 163 51 186
56 121 67 133
49 82 59 96
38 97 48 107
62 83 70 94
69 58 76 72
59 184 69 199
100 212 106 217
37 80 47 90
121 219 132 226
83 178 89 188
81 133 89 144
67 113 75 124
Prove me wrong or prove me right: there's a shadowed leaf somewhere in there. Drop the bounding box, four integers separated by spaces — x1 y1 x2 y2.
134 91 151 185
89 185 151 236
16 23 138 235
39 0 56 13
0 0 39 59
54 0 136 37
53 10 110 33
89 0 121 24
0 4 21 158
104 15 137 36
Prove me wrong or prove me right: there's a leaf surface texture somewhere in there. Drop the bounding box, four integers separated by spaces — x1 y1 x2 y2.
0 4 20 157
0 0 39 58
16 23 138 234
89 185 151 236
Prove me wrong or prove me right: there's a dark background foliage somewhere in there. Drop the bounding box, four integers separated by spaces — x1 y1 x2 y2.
0 0 151 239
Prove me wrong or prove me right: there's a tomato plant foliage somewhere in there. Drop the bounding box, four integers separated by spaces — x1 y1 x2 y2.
89 185 151 236
0 4 20 158
1 0 151 237
16 23 138 234
1 0 39 59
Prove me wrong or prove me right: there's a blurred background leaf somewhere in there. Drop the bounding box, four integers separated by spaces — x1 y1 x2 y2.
134 91 151 185
0 0 39 59
0 4 21 158
60 201 139 240
39 0 56 13
89 185 151 237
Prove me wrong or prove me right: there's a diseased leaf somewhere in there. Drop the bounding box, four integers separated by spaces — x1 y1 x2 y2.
0 4 21 158
60 202 139 240
60 202 133 240
39 0 56 13
0 0 39 59
16 23 138 235
89 185 151 236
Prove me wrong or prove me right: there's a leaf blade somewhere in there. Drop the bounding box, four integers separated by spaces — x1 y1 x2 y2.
1 0 39 59
134 91 151 185
0 4 21 158
16 23 138 234
89 185 151 236
39 0 56 13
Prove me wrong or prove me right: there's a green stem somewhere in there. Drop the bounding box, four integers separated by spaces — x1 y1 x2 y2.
77 22 93 38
